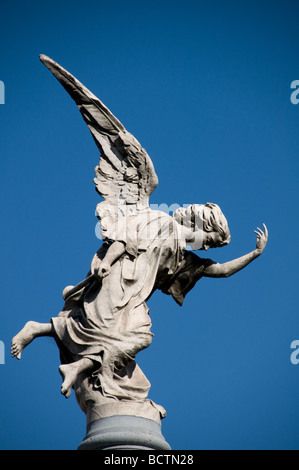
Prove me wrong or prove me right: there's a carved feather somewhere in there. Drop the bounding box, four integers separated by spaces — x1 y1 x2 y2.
39 54 158 206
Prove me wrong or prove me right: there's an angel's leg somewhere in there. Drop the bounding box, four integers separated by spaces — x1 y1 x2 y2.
11 321 54 360
59 358 94 398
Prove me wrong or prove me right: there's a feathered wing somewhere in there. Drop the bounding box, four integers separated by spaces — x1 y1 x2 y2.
39 55 158 207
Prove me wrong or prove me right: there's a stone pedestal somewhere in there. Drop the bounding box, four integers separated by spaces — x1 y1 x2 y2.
77 415 171 450
75 368 171 450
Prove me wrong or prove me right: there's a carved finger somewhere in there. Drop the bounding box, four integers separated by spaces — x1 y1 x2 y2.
263 223 268 238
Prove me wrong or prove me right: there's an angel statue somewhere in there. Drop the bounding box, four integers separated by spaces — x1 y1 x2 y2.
11 56 268 425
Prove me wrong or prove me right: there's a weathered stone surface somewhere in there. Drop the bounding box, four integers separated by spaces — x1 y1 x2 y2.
77 415 171 451
11 55 268 449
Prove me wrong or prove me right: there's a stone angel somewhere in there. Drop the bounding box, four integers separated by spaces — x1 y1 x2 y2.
11 56 268 421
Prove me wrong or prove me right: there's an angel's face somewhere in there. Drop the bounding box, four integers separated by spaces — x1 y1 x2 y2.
188 230 223 251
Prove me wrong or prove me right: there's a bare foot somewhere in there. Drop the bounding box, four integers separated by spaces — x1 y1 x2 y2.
59 363 78 398
11 321 41 359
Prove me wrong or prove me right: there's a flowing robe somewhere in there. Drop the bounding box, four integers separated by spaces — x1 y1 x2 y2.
51 207 212 405
52 209 185 399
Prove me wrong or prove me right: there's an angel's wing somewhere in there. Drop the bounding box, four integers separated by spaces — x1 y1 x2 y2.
39 55 158 207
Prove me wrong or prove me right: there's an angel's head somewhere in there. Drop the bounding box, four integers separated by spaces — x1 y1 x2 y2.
173 203 231 250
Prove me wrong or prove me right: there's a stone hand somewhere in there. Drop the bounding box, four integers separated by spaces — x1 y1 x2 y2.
94 262 111 279
254 223 268 253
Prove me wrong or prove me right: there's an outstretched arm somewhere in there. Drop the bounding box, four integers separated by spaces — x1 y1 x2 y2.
203 224 268 278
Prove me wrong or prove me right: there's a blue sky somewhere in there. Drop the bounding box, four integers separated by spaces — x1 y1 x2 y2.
0 0 298 450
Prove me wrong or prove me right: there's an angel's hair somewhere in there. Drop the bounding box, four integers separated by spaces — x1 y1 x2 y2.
201 203 231 245
173 203 231 246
